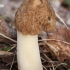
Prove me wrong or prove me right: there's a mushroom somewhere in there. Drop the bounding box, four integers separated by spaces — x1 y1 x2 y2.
13 0 56 70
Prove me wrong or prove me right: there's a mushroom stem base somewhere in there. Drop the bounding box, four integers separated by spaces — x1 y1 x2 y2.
17 31 43 70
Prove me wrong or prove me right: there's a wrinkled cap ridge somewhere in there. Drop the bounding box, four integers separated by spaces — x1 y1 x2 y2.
13 0 56 35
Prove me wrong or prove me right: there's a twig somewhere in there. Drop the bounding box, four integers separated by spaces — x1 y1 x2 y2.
55 12 68 28
54 63 68 70
43 53 53 63
50 68 52 70
43 65 47 70
0 33 17 43
41 57 46 61
10 54 15 70
38 38 70 45
39 42 45 46
6 61 17 66
8 44 16 52
52 64 55 70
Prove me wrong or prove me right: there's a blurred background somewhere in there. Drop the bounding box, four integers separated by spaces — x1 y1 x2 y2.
0 0 70 26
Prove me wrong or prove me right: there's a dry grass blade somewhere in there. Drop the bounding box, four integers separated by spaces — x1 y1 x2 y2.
10 54 15 70
55 12 68 28
41 57 46 61
43 53 53 63
50 68 52 70
39 39 70 45
54 63 68 70
6 61 17 66
43 65 47 70
8 44 16 52
0 51 13 56
0 33 17 43
39 42 45 46
44 42 59 54
52 64 55 70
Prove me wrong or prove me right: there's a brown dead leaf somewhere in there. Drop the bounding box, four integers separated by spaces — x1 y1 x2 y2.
0 17 17 39
0 17 17 43
0 51 13 56
47 25 70 43
65 28 70 43
46 26 70 61
0 51 14 63
47 26 66 41
46 40 70 61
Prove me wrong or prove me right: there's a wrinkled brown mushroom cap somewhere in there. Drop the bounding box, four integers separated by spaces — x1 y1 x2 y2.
13 0 56 35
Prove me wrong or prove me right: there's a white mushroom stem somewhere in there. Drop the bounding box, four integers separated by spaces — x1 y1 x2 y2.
17 31 43 70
